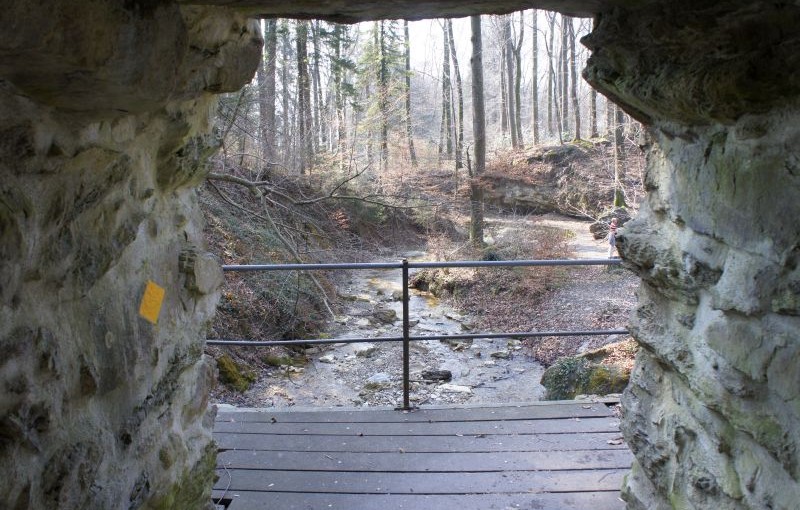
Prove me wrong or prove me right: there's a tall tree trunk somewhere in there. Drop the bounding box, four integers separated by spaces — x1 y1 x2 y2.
590 88 598 137
403 20 417 168
440 21 453 160
548 49 563 144
567 17 581 140
280 21 291 168
504 16 518 149
311 20 324 151
613 103 627 207
365 82 374 170
446 19 464 170
512 12 524 148
606 96 614 138
560 15 569 139
236 98 248 167
469 15 485 248
531 9 540 145
257 20 277 178
332 23 347 171
378 21 389 171
296 21 312 173
546 12 556 137
500 44 508 136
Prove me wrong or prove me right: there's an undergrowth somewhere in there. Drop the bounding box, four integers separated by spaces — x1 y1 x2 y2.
410 223 574 334
202 166 449 393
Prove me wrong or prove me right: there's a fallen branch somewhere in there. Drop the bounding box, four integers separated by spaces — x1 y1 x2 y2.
206 171 439 210
207 180 335 319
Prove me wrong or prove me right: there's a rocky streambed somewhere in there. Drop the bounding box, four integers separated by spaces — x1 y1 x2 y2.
223 252 547 409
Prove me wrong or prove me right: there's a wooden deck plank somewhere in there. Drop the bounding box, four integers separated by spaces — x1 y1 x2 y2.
213 403 630 509
215 431 626 453
214 490 625 510
218 449 633 471
213 468 629 494
213 416 620 436
216 402 613 424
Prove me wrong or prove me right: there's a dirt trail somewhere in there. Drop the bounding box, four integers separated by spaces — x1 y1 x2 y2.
484 212 608 259
536 214 609 259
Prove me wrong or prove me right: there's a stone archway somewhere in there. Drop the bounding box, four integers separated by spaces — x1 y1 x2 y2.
1 1 798 508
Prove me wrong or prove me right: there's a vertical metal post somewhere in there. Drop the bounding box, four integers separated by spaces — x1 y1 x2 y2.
401 258 411 410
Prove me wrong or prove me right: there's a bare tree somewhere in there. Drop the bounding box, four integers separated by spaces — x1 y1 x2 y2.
567 17 581 140
377 21 389 171
613 103 627 207
331 23 347 170
257 19 278 177
446 19 464 170
279 21 292 168
531 9 540 145
560 15 569 138
470 15 486 247
403 20 418 167
498 19 508 137
296 21 313 173
503 15 518 149
439 21 454 163
512 12 524 148
545 12 556 137
589 87 599 138
310 20 325 151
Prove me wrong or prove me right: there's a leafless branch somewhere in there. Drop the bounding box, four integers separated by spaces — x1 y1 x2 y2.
207 180 335 318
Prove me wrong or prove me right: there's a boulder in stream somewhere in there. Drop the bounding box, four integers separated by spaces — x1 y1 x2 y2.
371 307 397 324
421 369 452 382
354 343 378 357
363 373 392 391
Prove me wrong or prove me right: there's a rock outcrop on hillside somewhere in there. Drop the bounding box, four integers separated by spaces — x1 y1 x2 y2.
481 142 643 218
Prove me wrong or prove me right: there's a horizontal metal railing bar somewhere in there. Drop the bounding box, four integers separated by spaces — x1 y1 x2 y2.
409 329 629 341
214 257 628 409
206 329 629 347
410 258 621 269
221 258 622 272
223 262 402 271
207 336 404 347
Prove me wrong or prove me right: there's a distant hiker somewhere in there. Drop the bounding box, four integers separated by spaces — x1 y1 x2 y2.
608 217 619 258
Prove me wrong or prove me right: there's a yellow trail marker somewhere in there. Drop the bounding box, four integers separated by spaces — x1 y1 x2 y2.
139 280 165 325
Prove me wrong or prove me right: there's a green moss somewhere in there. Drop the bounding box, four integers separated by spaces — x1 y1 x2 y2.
145 442 217 510
586 365 629 395
541 357 591 400
541 356 630 400
216 354 255 392
263 355 290 367
262 354 308 367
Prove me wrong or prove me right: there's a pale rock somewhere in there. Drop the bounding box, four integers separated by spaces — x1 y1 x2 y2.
439 384 473 394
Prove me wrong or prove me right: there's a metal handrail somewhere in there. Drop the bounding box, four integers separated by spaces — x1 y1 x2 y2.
221 258 620 272
208 257 627 410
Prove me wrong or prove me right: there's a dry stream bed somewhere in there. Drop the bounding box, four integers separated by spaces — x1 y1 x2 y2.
213 215 638 410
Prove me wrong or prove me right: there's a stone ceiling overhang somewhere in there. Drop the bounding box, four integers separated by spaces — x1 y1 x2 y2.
176 0 636 21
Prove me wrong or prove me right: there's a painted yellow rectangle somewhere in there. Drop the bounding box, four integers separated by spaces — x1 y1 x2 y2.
139 280 165 325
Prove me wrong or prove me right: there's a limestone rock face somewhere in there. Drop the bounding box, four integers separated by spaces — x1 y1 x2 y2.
586 2 800 508
0 2 260 509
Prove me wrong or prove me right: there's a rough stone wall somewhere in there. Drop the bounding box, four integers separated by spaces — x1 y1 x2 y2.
584 1 800 508
0 2 260 509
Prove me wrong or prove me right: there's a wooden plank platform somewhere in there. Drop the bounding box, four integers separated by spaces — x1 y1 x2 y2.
212 402 631 510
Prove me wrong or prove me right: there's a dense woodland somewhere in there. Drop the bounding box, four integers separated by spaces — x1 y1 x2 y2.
205 11 644 393
211 12 640 234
